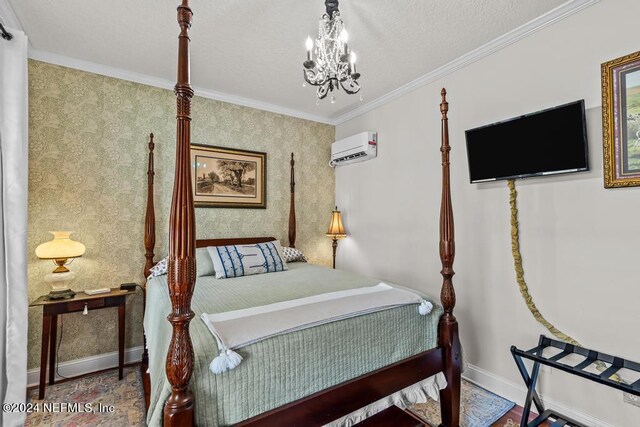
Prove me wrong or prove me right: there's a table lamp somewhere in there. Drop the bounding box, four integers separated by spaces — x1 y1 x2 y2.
326 206 347 269
35 231 85 300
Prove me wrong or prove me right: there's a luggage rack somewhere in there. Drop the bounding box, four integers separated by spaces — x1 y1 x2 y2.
511 335 640 427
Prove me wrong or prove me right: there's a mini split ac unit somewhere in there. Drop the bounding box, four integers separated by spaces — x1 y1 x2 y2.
330 132 377 167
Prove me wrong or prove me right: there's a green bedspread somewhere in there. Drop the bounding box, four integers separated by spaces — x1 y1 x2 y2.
144 263 442 426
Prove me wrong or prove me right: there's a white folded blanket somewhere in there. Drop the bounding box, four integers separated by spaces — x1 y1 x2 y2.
201 283 434 374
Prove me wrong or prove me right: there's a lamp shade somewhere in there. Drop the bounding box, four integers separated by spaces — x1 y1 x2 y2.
326 207 347 239
35 231 85 260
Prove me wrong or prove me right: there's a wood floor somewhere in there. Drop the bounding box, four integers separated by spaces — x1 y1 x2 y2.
493 405 550 426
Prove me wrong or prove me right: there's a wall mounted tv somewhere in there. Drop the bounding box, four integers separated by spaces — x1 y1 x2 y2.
465 100 589 183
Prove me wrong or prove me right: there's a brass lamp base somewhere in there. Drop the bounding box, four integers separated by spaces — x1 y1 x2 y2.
46 289 76 301
53 259 70 273
331 237 338 269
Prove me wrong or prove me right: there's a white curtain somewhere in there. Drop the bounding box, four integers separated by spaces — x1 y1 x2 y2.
0 26 28 427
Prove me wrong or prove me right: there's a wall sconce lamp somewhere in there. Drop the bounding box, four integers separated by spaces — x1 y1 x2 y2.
326 206 347 269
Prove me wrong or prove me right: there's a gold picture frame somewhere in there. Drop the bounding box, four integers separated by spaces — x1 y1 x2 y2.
602 50 640 188
191 144 267 208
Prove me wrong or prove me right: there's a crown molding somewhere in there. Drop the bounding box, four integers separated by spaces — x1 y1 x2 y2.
332 0 600 125
28 49 335 126
19 0 598 128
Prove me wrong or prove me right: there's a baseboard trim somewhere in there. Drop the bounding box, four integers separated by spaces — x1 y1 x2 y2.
464 363 616 427
27 346 144 387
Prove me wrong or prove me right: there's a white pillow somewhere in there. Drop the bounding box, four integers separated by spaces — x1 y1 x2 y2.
282 246 307 263
208 240 288 279
196 247 215 277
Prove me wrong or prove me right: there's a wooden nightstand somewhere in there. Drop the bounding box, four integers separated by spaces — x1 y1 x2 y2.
30 288 135 399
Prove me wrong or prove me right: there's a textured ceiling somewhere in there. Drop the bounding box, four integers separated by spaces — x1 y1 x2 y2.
9 0 567 121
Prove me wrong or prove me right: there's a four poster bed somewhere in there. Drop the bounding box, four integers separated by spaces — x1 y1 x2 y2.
141 1 461 426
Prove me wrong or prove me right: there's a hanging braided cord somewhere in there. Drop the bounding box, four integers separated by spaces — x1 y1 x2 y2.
508 179 619 379
508 179 581 346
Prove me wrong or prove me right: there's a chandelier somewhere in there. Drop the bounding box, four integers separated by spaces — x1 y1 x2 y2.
303 0 361 102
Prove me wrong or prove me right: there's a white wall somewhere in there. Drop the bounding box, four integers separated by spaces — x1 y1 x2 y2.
335 1 640 425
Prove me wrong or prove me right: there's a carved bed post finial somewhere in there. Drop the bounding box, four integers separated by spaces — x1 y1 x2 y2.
289 153 297 248
144 133 156 278
440 88 449 119
165 1 196 426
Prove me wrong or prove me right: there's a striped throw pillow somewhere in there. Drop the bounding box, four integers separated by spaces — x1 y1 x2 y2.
208 241 288 279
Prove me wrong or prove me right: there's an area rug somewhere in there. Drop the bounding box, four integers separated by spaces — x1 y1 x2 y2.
25 367 145 427
25 367 513 427
408 379 515 427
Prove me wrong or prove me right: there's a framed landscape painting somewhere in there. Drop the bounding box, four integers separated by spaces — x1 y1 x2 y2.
602 50 640 188
190 144 267 208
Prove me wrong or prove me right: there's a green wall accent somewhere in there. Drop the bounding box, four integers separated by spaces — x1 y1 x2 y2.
27 60 335 369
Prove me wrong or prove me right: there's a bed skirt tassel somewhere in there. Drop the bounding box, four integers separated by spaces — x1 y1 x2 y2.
210 348 243 374
418 299 433 315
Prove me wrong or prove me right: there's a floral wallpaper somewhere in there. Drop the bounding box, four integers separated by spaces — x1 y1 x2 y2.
27 60 335 369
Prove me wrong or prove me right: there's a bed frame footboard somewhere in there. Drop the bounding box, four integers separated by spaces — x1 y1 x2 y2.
237 348 446 426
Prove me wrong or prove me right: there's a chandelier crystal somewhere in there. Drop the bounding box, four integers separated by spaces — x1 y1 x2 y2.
303 0 361 101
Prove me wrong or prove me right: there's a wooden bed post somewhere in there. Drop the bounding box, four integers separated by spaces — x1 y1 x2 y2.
142 132 155 409
144 132 156 278
164 1 196 426
289 153 296 248
437 88 461 427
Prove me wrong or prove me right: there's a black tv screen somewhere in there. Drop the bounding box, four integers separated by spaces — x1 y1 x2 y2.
465 100 589 183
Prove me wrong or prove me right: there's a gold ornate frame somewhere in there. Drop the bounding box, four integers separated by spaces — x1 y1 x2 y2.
601 50 640 188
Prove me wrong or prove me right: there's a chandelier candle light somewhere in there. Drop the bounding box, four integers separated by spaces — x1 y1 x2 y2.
303 0 361 102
